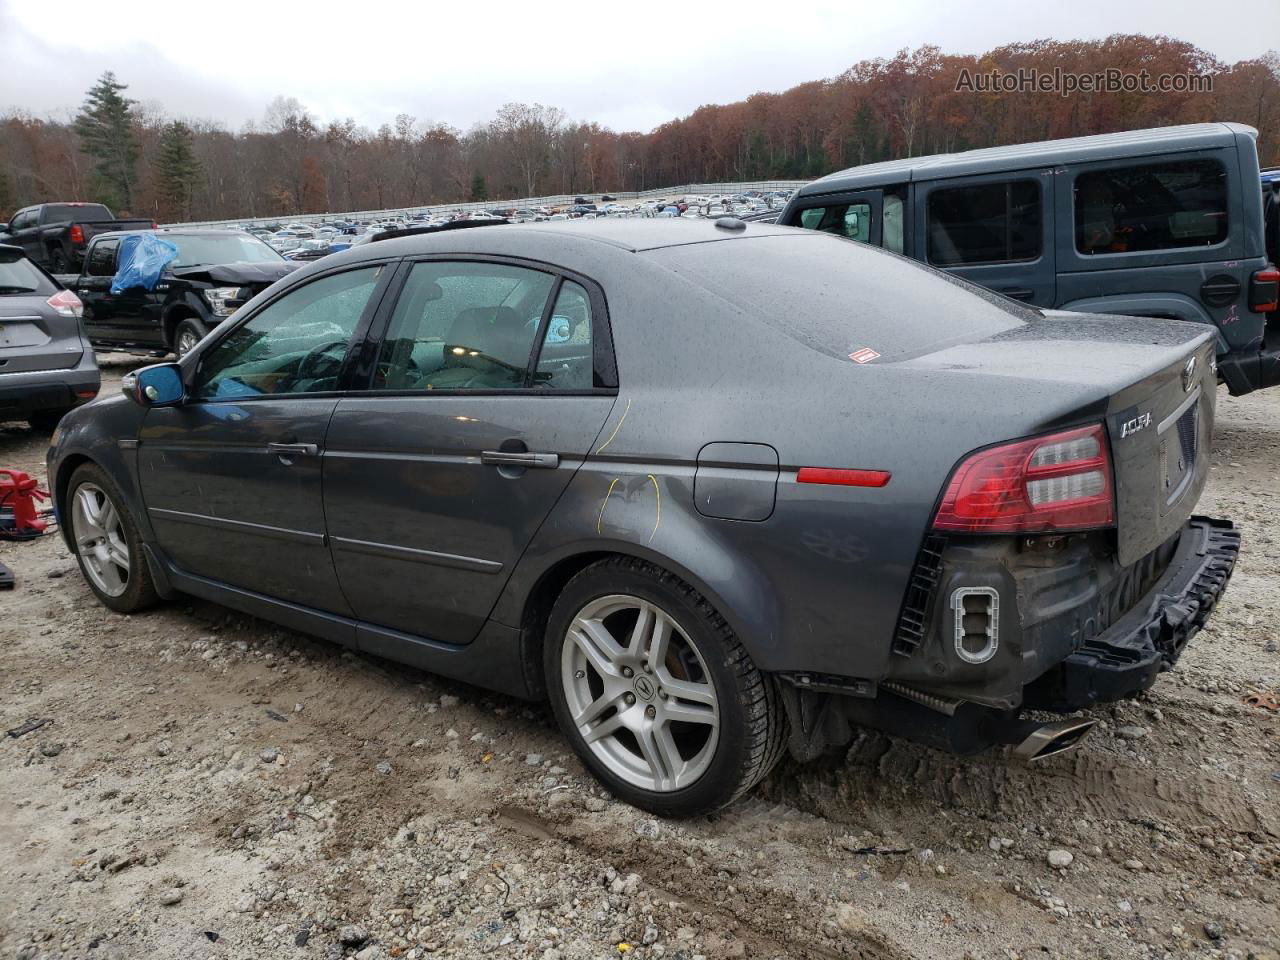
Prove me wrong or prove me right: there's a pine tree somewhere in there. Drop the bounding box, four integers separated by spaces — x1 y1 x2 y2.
74 72 139 210
469 172 488 202
156 121 201 221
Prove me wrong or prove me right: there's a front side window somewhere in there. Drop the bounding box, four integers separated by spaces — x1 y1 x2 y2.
87 240 119 277
195 265 382 399
1074 159 1228 255
375 261 555 391
927 180 1041 266
798 202 872 243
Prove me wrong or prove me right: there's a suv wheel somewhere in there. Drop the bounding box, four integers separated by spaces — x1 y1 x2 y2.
48 249 69 273
66 463 159 613
28 408 71 432
173 319 207 358
545 557 785 816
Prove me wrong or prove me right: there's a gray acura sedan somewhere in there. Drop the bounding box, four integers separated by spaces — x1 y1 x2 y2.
47 218 1239 815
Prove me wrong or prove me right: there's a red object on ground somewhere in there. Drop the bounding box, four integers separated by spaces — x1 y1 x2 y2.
0 469 50 536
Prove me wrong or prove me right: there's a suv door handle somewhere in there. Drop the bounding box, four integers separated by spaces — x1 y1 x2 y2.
1000 287 1036 302
267 442 319 457
480 450 559 469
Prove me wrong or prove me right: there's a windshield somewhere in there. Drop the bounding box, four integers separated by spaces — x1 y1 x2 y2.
646 234 1039 363
170 234 285 267
41 203 114 224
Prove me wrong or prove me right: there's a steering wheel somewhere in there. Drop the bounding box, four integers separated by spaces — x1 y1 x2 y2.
295 339 348 385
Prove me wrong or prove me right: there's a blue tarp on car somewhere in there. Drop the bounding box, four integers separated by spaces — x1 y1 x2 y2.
111 233 178 294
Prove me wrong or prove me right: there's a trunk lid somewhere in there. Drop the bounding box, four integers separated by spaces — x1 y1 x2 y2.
902 310 1217 565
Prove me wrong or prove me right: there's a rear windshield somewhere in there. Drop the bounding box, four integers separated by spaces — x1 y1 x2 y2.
0 257 57 296
40 203 115 224
646 234 1037 362
169 234 285 267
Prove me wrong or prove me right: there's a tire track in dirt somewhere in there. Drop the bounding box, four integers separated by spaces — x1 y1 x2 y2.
762 732 1277 838
491 801 914 960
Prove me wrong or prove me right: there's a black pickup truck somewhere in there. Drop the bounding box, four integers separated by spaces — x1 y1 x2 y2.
65 229 299 357
0 203 155 272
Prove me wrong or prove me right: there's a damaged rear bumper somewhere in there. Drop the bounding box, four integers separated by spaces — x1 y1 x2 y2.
1023 515 1239 711
779 516 1239 761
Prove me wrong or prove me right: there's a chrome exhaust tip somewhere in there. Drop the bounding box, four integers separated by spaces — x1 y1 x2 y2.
1013 719 1096 762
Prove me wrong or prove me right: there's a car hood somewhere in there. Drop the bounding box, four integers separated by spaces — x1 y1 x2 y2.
170 261 300 286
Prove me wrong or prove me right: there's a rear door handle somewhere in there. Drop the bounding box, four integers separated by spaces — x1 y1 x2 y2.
480 450 559 469
267 442 319 457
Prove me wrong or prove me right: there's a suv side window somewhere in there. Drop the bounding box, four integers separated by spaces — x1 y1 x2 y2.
1074 158 1228 255
87 239 119 277
927 180 1041 266
798 202 871 243
195 265 383 400
375 261 556 391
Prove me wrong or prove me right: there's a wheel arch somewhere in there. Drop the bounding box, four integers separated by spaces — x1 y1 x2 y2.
510 538 779 702
53 453 95 552
162 302 205 348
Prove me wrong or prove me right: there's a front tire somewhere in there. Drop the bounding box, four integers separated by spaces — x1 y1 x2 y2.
28 408 71 432
173 318 207 359
66 463 158 613
544 557 785 816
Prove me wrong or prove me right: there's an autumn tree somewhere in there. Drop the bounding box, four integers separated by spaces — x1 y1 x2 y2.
74 72 139 210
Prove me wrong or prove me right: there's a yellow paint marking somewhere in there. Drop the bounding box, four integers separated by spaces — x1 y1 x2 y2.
597 477 620 534
593 398 632 455
647 474 661 543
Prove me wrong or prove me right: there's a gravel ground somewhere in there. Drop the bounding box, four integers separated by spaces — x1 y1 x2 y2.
1 356 1277 960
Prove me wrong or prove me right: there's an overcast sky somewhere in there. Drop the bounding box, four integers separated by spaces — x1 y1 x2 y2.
2 0 1277 134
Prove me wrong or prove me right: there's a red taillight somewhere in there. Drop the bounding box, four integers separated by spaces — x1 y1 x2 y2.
68 224 85 246
797 467 891 487
46 290 83 319
1250 267 1279 313
932 424 1114 534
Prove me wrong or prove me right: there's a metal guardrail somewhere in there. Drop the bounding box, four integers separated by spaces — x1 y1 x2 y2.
164 181 810 230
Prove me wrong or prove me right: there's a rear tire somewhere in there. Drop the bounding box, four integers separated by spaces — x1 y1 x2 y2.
28 408 71 432
173 319 207 359
48 249 69 273
66 463 159 614
544 556 785 817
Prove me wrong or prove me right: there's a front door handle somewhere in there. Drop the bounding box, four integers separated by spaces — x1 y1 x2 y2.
1000 287 1036 302
481 450 559 469
267 442 319 458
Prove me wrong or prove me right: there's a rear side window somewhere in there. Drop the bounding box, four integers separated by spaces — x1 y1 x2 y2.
928 180 1041 266
1075 159 1228 255
39 204 115 224
375 261 555 391
798 202 871 243
87 239 119 277
0 257 56 296
535 280 594 390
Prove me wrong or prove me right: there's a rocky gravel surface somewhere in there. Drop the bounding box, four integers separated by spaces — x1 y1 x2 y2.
0 358 1277 959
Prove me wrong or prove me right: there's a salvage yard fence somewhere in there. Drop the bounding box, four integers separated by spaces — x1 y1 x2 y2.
165 181 812 230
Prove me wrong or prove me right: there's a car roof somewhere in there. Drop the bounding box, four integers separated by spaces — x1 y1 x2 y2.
340 217 798 262
91 228 248 241
798 122 1257 196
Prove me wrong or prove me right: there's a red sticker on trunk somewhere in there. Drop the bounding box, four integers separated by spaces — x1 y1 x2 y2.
848 348 880 364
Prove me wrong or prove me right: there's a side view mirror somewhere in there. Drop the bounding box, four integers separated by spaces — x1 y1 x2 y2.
122 363 185 407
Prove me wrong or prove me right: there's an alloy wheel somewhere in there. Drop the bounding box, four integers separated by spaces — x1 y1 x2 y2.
72 482 130 597
176 330 200 357
561 594 719 792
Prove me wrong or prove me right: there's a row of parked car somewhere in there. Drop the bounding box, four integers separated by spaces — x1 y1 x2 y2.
2 123 1277 436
